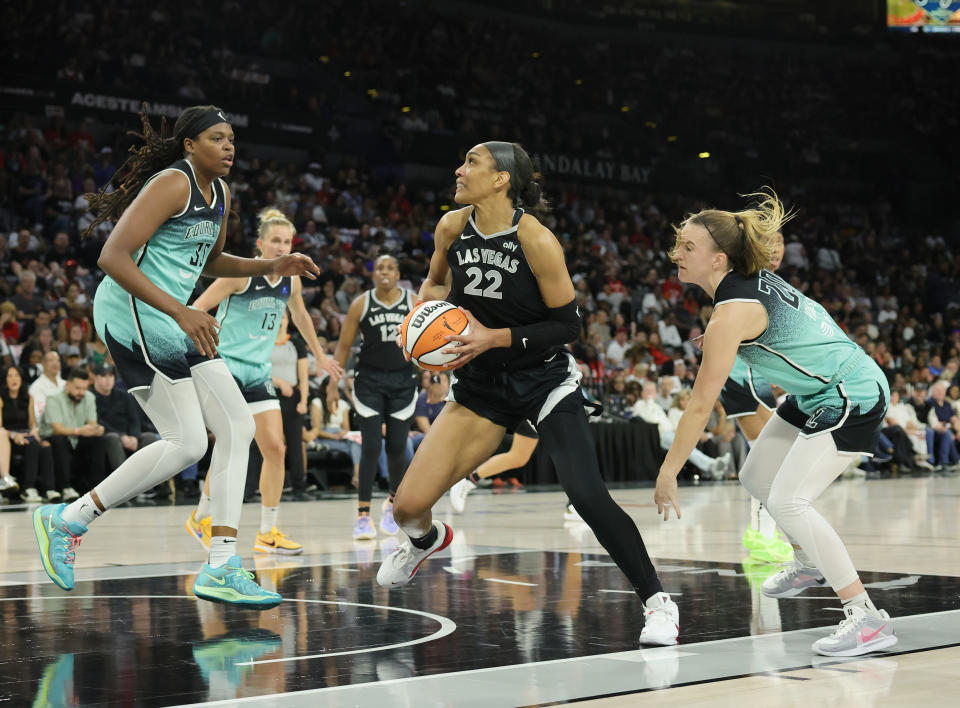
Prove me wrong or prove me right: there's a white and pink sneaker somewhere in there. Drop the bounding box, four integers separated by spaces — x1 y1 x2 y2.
639 592 679 646
376 521 453 588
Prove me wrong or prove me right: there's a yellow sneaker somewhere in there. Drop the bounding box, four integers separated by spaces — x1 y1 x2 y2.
254 527 303 555
186 511 213 551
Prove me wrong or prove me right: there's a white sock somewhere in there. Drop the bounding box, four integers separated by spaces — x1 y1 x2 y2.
196 491 211 520
259 505 279 534
208 536 238 568
842 591 878 615
758 504 777 540
750 497 761 532
61 493 103 528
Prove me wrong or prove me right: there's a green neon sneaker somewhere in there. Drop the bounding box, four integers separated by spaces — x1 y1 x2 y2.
741 557 782 592
33 503 87 591
192 628 282 686
750 534 795 564
192 555 282 609
741 526 764 553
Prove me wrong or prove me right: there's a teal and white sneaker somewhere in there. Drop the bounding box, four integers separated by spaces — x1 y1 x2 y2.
33 503 87 591
192 555 282 609
813 606 897 657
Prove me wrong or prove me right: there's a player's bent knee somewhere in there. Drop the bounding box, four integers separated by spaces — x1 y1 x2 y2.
263 437 285 463
179 429 210 466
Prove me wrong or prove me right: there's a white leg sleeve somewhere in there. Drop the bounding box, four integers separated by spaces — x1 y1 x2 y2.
765 433 861 591
94 376 208 509
757 504 777 539
191 360 256 530
737 413 801 505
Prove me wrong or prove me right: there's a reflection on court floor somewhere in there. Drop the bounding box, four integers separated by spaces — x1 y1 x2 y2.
2 541 958 706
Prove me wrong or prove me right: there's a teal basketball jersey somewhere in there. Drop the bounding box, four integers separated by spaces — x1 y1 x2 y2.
215 275 292 388
713 269 887 414
94 159 225 381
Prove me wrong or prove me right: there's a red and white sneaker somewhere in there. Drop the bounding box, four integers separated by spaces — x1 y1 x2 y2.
639 592 679 646
376 521 453 588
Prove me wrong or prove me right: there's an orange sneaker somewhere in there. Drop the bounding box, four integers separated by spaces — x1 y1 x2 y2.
254 527 304 555
186 511 212 550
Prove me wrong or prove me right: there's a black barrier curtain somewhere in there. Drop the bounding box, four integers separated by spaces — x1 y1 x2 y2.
522 420 664 484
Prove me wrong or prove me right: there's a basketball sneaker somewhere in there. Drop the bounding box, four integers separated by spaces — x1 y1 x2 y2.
185 511 212 550
741 558 781 592
61 487 79 502
0 474 18 493
750 534 795 564
192 555 282 609
639 592 680 646
563 503 583 522
22 487 42 503
380 499 399 535
354 514 377 540
33 503 87 591
254 527 303 555
761 560 826 598
449 477 476 513
812 606 897 657
192 628 282 686
377 521 453 587
741 526 763 553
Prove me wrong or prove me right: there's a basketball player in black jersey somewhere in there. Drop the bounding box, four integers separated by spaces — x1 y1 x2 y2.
333 255 417 540
377 142 678 646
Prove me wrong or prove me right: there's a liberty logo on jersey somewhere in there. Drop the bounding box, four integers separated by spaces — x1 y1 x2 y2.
184 221 218 240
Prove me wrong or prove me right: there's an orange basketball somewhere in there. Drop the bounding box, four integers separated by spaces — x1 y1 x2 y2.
400 300 470 371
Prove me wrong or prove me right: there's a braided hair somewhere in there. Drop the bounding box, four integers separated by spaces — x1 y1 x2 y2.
82 104 228 238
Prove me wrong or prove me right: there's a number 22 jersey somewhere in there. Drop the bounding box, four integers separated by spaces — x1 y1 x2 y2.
447 207 560 371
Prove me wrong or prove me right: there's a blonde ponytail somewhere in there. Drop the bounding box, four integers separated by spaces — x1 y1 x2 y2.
673 187 794 276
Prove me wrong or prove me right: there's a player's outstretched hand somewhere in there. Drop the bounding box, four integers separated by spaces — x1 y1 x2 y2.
272 253 320 279
176 305 220 358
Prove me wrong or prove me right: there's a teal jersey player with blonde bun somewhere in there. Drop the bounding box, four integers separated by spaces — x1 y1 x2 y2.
656 190 896 658
186 208 342 555
32 105 321 609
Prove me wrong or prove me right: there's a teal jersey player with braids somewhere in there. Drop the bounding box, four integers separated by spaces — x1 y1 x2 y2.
655 189 897 658
186 208 341 554
32 104 323 609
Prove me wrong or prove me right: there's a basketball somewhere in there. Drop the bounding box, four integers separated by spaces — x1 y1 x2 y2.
400 300 470 371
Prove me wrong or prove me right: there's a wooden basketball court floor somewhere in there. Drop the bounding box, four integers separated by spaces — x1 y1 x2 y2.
0 474 958 706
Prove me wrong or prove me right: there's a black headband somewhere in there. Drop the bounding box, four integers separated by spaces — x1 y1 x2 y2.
696 216 722 251
182 108 231 139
